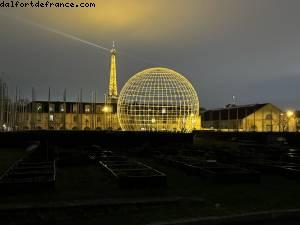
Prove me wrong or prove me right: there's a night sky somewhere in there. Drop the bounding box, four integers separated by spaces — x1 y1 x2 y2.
1 0 300 110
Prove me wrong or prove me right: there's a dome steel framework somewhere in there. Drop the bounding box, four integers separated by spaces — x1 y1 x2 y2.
117 67 200 132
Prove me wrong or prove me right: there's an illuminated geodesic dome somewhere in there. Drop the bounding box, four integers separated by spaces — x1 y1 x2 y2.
117 67 200 132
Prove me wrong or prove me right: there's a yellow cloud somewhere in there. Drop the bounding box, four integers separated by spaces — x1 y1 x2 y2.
7 0 244 44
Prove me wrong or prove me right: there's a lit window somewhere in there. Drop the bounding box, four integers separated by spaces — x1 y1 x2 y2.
37 105 42 113
49 115 54 121
85 105 91 113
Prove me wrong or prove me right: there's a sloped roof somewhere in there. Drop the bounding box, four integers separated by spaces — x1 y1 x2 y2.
202 103 269 121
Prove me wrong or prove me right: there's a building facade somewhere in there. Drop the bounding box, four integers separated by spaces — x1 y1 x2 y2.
294 111 300 132
202 103 282 132
18 101 120 130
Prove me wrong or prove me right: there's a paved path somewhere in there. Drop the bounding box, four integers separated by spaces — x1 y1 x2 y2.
146 209 300 225
0 196 204 211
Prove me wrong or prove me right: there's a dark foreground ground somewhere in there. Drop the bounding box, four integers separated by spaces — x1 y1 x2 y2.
0 131 300 225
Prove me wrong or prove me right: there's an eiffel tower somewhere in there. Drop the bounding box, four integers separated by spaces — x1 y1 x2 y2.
107 41 118 103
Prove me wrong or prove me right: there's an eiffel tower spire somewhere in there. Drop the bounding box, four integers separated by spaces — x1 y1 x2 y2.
108 41 118 102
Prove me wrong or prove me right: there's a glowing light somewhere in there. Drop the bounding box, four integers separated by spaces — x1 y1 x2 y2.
0 11 160 66
287 110 294 117
117 67 200 133
103 106 110 113
109 42 118 97
0 11 110 52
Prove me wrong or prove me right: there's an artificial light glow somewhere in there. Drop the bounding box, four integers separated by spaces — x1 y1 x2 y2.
117 67 200 133
109 43 118 97
103 106 109 113
287 110 294 117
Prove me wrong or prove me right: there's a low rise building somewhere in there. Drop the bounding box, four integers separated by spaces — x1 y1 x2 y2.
201 103 282 132
18 101 120 130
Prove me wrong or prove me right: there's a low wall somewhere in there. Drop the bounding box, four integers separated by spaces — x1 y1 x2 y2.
0 130 193 148
193 131 300 147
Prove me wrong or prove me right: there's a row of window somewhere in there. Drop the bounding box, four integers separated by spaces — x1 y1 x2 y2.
36 103 113 114
36 114 112 123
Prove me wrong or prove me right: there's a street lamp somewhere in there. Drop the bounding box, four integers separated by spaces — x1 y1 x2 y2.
102 106 109 113
287 110 294 118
